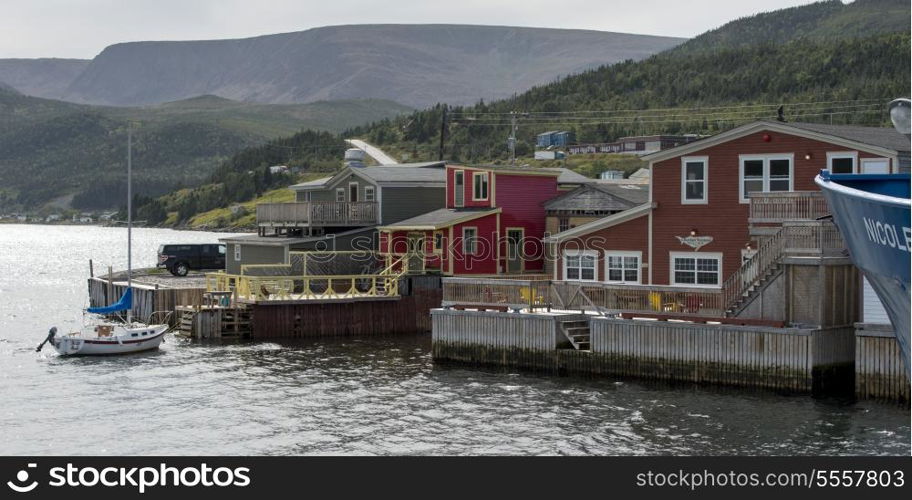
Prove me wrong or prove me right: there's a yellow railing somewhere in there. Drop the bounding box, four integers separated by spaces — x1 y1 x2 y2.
208 255 408 303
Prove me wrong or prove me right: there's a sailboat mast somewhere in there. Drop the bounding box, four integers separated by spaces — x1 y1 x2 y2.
127 125 132 324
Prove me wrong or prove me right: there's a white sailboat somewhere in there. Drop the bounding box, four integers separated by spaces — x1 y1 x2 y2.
38 126 169 356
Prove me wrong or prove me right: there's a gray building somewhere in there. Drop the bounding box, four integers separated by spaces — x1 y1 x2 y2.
222 161 447 274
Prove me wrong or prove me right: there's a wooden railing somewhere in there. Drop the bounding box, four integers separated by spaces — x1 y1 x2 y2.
748 191 829 223
782 220 846 256
206 255 407 303
441 278 724 317
256 201 378 227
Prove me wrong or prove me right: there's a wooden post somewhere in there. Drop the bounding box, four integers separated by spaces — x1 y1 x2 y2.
107 265 114 304
89 259 94 278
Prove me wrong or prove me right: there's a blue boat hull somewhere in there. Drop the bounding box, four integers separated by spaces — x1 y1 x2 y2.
815 172 911 368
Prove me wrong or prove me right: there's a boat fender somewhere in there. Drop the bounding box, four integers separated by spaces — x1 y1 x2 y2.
36 327 56 352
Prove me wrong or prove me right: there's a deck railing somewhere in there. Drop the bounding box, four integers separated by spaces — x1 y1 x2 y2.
256 201 378 227
207 255 407 302
441 278 724 318
442 221 845 318
748 191 829 223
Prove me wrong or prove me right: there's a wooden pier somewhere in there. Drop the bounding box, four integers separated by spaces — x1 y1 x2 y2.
432 309 856 394
855 323 910 403
88 273 206 326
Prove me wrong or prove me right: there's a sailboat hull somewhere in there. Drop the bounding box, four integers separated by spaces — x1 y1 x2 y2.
52 325 168 356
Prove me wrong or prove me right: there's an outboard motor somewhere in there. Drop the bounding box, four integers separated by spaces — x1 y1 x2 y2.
36 327 57 352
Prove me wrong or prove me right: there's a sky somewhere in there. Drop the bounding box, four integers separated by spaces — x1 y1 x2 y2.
0 0 826 59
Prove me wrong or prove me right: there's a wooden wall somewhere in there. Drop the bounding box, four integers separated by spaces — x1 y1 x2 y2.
431 309 856 394
855 324 910 403
88 277 205 326
251 276 442 338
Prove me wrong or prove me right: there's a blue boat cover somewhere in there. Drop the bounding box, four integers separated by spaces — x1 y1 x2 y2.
87 287 132 314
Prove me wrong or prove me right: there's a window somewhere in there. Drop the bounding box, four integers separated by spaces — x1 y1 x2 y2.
861 158 890 174
738 154 793 203
234 244 241 262
558 217 570 232
433 231 444 254
564 250 597 281
681 156 708 204
605 251 641 284
364 186 376 202
473 172 489 200
335 187 345 202
454 170 465 207
462 227 477 255
299 191 311 202
671 252 722 286
826 152 857 174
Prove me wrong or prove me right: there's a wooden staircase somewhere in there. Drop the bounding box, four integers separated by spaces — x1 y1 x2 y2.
724 263 784 317
176 306 252 339
559 318 591 350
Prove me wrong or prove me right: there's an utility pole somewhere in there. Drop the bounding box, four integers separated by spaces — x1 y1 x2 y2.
509 111 518 166
438 105 447 161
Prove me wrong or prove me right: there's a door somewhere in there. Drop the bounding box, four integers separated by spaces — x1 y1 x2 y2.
454 171 464 207
506 228 524 274
861 158 890 174
406 232 426 274
349 182 359 202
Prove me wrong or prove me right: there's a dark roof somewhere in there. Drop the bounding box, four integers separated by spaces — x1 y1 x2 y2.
553 168 591 184
544 183 647 211
291 161 446 189
381 207 498 229
356 165 446 183
780 122 910 153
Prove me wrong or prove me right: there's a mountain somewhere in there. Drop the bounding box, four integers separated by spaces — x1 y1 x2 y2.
0 88 409 210
16 25 683 108
678 0 911 54
349 0 911 163
0 58 90 98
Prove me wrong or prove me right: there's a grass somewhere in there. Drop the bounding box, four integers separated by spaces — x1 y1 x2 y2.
186 172 328 229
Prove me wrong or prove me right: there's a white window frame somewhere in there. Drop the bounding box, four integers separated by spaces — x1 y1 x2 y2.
299 191 312 202
234 244 242 262
335 187 345 202
453 170 465 207
462 227 477 255
826 151 858 174
364 185 376 202
738 153 794 204
605 251 642 284
563 249 598 282
680 156 708 205
860 157 891 174
472 171 489 201
670 251 722 287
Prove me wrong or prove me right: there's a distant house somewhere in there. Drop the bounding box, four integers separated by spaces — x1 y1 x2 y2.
45 214 61 222
268 165 290 175
567 134 701 156
536 131 574 148
221 161 448 274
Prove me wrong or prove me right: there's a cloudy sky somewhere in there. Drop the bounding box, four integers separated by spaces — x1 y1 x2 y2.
2 0 822 59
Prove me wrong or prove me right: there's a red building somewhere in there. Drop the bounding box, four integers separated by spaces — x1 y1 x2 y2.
379 164 568 275
548 121 909 288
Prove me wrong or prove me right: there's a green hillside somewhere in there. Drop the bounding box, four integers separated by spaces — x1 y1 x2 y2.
137 0 911 227
0 90 409 211
347 0 910 163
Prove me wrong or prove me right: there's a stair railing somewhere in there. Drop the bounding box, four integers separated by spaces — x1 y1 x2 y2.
721 226 785 313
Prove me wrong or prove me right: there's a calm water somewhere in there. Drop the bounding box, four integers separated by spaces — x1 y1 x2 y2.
0 224 908 455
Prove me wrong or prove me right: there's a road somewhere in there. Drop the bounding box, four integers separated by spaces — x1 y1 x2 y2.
346 139 399 165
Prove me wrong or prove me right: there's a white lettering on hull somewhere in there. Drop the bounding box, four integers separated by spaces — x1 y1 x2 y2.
862 217 911 252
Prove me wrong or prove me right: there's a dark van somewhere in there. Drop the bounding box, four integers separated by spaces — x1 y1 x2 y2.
157 244 226 276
